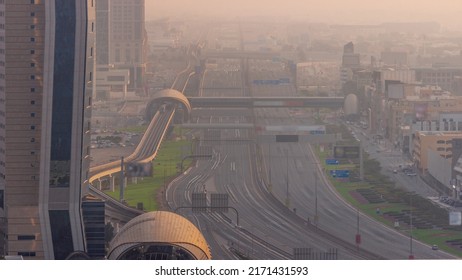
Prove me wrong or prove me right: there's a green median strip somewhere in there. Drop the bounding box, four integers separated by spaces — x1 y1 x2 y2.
104 138 192 212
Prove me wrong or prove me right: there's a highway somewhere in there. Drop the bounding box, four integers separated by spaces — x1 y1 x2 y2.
251 62 455 259
88 24 457 259
165 25 386 259
164 23 456 259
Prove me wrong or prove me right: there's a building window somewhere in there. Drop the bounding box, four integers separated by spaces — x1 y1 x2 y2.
30 100 35 105
18 252 36 257
30 113 36 117
30 50 35 54
30 75 35 80
30 125 35 130
115 49 120 62
30 12 35 17
18 235 36 241
30 88 35 92
30 63 35 67
30 138 35 142
30 0 35 4
30 25 35 29
0 189 3 209
30 37 35 42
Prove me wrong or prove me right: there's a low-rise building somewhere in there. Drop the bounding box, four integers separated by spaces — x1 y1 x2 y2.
384 86 462 153
414 67 462 93
413 131 462 173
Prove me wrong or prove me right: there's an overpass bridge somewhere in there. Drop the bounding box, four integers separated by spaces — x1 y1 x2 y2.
146 89 346 120
188 96 344 109
203 50 280 60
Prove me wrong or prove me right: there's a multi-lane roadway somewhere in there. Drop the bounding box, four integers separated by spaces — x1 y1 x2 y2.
164 24 455 259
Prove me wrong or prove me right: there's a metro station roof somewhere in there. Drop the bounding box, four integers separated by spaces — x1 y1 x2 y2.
107 211 211 260
151 89 192 113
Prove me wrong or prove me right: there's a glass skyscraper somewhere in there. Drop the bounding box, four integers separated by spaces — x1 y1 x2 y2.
0 0 95 259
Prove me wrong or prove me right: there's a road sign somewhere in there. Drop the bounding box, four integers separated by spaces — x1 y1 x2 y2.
211 193 229 213
192 193 207 212
330 170 350 178
325 159 339 165
276 134 299 142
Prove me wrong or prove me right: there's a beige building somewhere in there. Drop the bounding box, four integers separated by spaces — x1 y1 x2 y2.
0 0 95 259
386 91 462 148
413 131 462 173
107 0 147 92
415 67 462 93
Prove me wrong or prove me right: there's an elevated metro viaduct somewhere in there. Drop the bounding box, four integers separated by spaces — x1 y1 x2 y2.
145 89 346 121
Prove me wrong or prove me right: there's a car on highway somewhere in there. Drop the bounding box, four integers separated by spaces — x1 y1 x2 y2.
432 245 439 250
407 172 417 177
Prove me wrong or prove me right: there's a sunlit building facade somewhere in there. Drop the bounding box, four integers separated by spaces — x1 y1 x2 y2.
0 0 95 259
108 0 147 92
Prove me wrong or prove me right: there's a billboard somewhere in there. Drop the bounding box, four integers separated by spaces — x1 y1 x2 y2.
449 212 462 226
125 162 153 177
414 103 428 121
387 83 405 99
334 146 360 158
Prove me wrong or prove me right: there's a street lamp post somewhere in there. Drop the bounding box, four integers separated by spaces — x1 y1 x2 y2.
409 195 414 259
314 171 318 228
355 208 361 251
268 143 272 191
452 183 458 200
285 149 290 207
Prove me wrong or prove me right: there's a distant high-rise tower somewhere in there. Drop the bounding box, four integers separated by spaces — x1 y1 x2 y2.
96 0 110 65
342 41 360 68
341 41 360 85
0 0 95 259
343 41 354 54
107 0 147 92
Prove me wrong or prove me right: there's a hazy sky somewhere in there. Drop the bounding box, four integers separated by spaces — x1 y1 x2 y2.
145 0 462 27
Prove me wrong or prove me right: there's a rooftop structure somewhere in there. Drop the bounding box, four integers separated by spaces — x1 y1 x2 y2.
107 211 211 260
